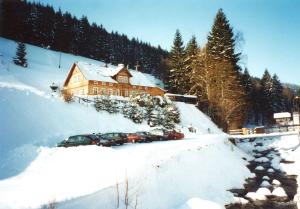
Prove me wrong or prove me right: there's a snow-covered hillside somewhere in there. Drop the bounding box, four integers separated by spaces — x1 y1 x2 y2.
0 37 252 209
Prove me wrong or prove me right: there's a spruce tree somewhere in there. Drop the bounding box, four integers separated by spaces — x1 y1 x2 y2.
271 74 285 113
167 29 186 94
13 42 28 68
184 36 199 93
207 9 240 71
260 69 273 124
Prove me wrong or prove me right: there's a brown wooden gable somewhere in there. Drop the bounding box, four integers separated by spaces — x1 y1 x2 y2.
111 67 132 82
63 63 86 87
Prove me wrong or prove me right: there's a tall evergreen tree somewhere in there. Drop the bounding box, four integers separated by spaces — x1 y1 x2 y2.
13 42 28 68
207 8 240 71
184 36 199 93
271 74 285 112
167 30 186 94
260 69 273 124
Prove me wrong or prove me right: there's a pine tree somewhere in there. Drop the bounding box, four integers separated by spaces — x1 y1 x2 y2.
167 30 186 94
184 36 199 93
241 68 256 123
260 69 273 124
271 74 285 113
13 42 28 68
207 9 240 71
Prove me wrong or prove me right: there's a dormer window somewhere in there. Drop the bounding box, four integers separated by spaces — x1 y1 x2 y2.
117 75 128 83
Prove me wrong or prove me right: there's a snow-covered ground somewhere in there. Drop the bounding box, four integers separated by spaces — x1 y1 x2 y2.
0 37 268 209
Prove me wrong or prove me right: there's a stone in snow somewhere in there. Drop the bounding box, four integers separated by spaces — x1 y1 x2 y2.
255 157 269 163
262 176 270 180
267 168 275 173
272 179 281 186
246 188 272 201
233 197 249 204
272 187 287 197
255 166 264 171
261 180 271 187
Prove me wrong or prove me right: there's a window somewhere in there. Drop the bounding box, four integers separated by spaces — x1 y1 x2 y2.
81 89 85 95
101 88 107 95
124 90 129 97
117 76 128 83
93 87 98 95
133 86 136 89
114 89 120 96
139 86 142 90
108 89 113 95
102 82 106 86
109 82 113 86
94 81 98 85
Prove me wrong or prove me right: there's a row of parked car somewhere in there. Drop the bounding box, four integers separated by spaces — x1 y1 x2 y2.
57 129 185 147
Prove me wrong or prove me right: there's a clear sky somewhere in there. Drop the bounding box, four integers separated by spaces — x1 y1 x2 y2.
30 0 300 85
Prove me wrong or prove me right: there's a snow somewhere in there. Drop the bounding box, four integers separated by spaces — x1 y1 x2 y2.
255 166 264 171
261 180 271 187
272 187 287 197
273 112 291 119
178 198 225 209
254 157 269 163
0 37 252 209
272 179 281 186
263 176 270 180
246 187 271 201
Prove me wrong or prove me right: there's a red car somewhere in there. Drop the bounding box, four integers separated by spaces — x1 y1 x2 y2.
164 130 184 140
126 133 145 143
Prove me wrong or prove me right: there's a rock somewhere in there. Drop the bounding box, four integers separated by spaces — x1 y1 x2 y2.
262 176 270 180
246 192 267 201
267 168 274 173
232 197 249 204
261 180 271 187
255 166 264 171
272 187 287 197
255 157 269 163
272 179 281 186
257 187 272 196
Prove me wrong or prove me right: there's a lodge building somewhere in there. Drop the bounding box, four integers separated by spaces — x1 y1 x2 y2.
63 61 166 97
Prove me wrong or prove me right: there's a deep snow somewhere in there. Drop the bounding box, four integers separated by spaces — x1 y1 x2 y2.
0 37 253 209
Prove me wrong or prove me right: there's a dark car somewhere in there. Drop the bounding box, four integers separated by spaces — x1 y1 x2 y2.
149 129 169 141
98 132 126 145
57 134 99 147
136 132 158 142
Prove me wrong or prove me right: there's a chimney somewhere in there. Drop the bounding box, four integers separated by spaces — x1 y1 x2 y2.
118 64 125 68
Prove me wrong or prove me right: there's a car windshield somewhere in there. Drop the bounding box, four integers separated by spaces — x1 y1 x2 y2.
88 135 98 140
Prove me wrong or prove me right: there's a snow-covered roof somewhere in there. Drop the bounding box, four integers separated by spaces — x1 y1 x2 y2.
76 61 160 87
273 112 291 119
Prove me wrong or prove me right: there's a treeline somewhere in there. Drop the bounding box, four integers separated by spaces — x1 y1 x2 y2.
0 0 168 78
165 9 297 130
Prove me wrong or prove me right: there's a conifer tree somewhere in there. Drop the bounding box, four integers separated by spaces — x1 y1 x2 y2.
167 30 186 94
271 74 285 113
260 69 273 124
13 42 28 68
184 36 199 93
207 9 240 71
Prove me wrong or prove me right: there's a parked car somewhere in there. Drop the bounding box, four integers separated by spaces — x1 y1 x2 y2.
164 130 184 140
126 133 145 143
149 129 169 141
136 132 158 142
98 132 126 145
57 134 99 147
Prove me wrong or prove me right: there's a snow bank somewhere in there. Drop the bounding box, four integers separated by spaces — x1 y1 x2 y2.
0 135 252 209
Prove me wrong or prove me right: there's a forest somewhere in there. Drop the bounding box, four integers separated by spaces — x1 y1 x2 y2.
2 1 299 130
0 0 168 78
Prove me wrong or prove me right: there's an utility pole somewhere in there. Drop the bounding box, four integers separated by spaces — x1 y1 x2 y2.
59 52 61 69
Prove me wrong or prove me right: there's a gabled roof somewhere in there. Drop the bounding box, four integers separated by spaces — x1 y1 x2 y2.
73 61 162 88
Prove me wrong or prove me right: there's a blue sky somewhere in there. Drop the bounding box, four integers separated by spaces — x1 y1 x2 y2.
30 0 300 85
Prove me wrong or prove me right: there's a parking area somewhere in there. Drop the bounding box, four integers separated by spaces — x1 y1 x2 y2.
57 129 185 148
